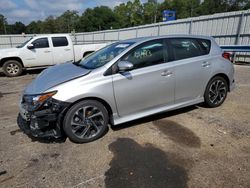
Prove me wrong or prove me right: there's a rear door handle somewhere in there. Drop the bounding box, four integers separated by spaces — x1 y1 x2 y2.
161 70 173 77
202 61 210 67
65 49 71 51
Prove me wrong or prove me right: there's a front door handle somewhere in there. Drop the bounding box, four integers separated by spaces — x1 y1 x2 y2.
44 50 51 53
65 49 71 51
161 70 172 77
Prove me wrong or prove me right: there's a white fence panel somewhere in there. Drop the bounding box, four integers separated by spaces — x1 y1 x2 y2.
104 31 119 40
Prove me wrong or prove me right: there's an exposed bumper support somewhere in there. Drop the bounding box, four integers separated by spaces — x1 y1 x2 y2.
18 98 70 139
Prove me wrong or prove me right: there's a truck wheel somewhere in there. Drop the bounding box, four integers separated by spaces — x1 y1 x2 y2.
63 100 109 143
3 60 23 77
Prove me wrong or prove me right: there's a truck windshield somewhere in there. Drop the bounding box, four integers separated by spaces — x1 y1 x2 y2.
78 42 135 69
16 37 33 48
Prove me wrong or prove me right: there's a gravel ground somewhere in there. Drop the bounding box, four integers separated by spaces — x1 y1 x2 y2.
0 65 249 188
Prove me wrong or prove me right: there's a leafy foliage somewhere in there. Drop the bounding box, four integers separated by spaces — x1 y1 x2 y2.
0 0 249 34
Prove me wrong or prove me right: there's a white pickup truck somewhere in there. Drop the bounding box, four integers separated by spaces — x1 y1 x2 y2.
0 34 107 76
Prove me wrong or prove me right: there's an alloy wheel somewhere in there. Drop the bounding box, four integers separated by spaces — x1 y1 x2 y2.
208 79 227 105
6 63 20 75
70 105 105 139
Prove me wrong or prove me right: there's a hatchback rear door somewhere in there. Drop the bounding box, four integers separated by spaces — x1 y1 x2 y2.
168 38 212 103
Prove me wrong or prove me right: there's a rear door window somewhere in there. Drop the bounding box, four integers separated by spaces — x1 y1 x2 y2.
169 38 203 61
52 37 69 47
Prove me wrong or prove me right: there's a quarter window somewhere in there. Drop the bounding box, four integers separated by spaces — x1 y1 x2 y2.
32 38 49 48
169 38 203 60
198 39 211 55
121 40 165 69
52 37 68 47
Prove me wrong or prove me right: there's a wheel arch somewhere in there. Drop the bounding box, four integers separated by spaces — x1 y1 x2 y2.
210 73 230 91
61 97 114 126
0 57 24 68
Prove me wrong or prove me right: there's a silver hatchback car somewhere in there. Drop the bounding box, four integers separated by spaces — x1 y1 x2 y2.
18 35 235 143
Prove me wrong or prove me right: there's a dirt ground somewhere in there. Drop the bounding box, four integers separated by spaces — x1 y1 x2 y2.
0 65 249 188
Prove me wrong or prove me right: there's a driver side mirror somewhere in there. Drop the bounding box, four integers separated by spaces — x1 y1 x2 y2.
118 61 134 72
27 44 35 49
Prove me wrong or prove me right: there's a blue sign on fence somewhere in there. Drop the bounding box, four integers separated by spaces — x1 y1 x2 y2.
162 10 176 22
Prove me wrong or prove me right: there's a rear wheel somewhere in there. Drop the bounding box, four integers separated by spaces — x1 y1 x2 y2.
3 60 23 77
63 100 109 143
204 76 228 108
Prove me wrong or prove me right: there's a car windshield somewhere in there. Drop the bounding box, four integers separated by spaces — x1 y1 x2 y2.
16 37 33 48
78 41 135 69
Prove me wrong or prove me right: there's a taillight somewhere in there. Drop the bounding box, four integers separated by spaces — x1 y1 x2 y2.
222 52 231 61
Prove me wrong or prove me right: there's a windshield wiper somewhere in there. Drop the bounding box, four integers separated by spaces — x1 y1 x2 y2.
73 62 79 66
72 61 89 69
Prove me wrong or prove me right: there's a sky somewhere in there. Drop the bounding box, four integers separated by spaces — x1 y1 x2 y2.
0 0 163 25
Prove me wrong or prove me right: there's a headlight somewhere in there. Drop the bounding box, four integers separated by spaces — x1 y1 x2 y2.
23 91 57 111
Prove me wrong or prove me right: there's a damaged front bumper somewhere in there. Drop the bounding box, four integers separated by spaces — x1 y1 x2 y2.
18 97 70 139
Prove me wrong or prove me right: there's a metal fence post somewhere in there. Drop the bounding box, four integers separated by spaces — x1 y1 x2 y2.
235 12 245 45
136 27 138 38
233 11 245 63
118 29 120 41
9 36 13 48
73 33 77 45
158 24 160 36
189 20 193 34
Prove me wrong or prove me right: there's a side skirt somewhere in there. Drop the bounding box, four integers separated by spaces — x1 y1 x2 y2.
113 97 204 125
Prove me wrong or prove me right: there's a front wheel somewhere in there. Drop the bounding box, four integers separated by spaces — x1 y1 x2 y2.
204 76 228 108
2 60 23 77
63 100 109 143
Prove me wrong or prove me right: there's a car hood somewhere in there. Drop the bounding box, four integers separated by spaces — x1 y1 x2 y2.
0 48 19 57
24 63 90 94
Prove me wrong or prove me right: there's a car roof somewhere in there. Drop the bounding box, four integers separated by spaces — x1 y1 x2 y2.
122 35 213 44
33 34 70 38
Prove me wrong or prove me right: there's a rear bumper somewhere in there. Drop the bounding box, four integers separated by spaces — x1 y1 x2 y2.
18 98 70 139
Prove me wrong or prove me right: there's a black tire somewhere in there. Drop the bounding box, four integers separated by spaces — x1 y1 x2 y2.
63 100 109 143
2 60 23 77
204 76 228 108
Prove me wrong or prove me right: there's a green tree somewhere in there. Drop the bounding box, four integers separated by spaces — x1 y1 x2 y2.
127 0 143 26
78 6 118 32
143 0 159 24
115 0 144 28
244 1 250 9
40 16 56 33
26 21 43 34
55 10 80 33
226 0 249 11
114 3 130 28
6 21 26 34
0 14 7 34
